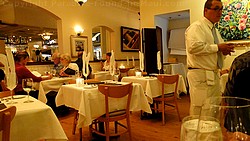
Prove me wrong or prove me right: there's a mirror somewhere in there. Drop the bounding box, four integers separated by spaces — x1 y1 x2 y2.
92 26 113 61
0 0 59 62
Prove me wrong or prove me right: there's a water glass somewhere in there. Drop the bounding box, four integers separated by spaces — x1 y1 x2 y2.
181 115 200 141
197 96 250 141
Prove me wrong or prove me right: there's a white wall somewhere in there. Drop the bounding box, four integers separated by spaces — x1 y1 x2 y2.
140 0 243 69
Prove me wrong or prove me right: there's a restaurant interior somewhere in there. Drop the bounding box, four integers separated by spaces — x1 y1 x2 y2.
1 0 250 140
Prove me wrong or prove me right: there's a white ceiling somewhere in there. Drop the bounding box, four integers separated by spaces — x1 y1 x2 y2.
158 10 190 20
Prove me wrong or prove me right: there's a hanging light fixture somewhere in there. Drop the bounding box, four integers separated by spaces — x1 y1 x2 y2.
75 0 87 6
39 32 53 40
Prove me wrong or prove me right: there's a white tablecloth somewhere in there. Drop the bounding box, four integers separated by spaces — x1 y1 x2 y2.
93 71 112 81
121 75 187 103
1 96 67 141
38 77 73 103
220 73 229 93
56 83 151 128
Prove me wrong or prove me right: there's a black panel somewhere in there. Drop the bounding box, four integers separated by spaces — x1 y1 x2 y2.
142 28 158 74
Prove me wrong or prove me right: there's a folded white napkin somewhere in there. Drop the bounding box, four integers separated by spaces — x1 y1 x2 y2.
32 71 42 77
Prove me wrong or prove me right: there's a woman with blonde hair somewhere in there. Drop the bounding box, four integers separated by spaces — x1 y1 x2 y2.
59 53 79 77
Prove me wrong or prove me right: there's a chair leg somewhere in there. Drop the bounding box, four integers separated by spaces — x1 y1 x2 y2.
174 98 181 121
105 121 110 141
89 125 93 140
127 116 132 141
115 121 118 133
79 128 82 141
162 101 165 125
72 110 78 135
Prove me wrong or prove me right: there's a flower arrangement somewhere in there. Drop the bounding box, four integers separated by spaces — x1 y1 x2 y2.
216 0 250 41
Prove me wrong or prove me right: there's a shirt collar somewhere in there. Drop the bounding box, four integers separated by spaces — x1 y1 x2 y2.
203 17 215 30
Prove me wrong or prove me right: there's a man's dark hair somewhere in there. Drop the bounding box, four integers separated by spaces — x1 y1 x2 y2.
204 0 221 9
14 51 29 62
106 52 112 57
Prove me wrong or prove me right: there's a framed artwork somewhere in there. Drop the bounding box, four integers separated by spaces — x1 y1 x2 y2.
121 26 140 52
70 35 88 57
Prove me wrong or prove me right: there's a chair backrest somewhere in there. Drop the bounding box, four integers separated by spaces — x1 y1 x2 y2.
0 106 16 141
157 74 179 97
0 91 11 98
98 83 133 116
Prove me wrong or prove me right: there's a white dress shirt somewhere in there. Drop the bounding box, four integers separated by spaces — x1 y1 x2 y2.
185 17 224 71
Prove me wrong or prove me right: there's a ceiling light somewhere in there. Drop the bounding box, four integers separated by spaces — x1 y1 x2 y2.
39 32 53 40
42 35 50 40
75 0 87 6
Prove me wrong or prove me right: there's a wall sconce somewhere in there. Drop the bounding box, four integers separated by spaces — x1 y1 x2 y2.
74 25 84 36
75 0 87 6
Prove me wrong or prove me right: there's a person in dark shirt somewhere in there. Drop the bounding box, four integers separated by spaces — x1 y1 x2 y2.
75 51 92 79
224 50 250 135
0 69 8 92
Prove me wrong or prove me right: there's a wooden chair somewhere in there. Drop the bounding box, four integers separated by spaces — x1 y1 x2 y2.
0 106 16 141
152 74 181 125
0 91 11 98
89 83 133 141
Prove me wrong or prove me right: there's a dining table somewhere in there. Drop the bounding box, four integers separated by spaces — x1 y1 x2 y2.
55 82 152 128
121 75 187 103
38 77 73 103
0 95 68 141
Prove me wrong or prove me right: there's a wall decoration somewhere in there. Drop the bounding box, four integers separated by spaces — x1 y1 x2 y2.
70 35 88 57
121 26 140 52
217 0 250 41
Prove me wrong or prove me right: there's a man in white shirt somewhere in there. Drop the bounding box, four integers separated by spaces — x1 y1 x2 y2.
185 0 235 115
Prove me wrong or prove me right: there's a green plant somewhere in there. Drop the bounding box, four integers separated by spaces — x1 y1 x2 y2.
217 0 250 41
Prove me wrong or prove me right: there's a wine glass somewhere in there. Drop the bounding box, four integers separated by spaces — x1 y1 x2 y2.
196 96 250 141
6 73 18 104
113 68 120 81
22 78 34 103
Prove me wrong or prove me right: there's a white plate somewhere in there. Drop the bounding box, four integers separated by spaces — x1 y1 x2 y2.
84 85 93 89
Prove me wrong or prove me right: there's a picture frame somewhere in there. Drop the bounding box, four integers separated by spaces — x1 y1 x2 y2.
70 35 88 58
121 26 140 52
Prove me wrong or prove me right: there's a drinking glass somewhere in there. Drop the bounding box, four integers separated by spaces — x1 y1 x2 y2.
113 68 120 81
22 78 34 103
197 96 250 141
51 69 57 77
180 115 200 141
6 73 18 104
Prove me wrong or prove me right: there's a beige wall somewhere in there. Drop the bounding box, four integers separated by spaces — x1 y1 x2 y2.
22 0 140 60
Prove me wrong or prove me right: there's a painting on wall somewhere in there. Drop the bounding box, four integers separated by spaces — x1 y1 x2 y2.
70 35 88 58
217 0 250 41
121 26 140 52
